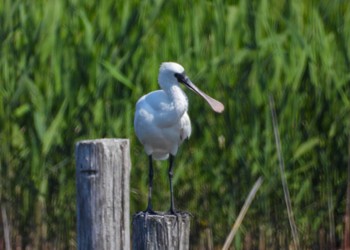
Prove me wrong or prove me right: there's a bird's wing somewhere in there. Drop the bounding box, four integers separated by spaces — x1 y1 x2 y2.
138 90 183 128
180 112 191 141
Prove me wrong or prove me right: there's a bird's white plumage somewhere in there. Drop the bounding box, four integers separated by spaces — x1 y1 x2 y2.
134 62 192 160
134 62 224 214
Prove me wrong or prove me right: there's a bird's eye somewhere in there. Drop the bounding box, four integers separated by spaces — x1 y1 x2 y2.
174 73 186 83
174 73 181 81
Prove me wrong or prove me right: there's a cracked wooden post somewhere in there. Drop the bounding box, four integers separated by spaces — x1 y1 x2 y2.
132 212 191 250
76 139 131 250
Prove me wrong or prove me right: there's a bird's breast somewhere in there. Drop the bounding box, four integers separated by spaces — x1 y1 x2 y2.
134 88 191 159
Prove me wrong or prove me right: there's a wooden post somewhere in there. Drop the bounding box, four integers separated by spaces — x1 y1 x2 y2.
75 139 131 250
132 212 191 250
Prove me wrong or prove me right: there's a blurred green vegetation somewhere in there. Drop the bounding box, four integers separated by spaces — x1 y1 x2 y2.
1 0 349 248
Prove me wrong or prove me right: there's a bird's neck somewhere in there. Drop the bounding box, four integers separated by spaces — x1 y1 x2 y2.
167 85 188 116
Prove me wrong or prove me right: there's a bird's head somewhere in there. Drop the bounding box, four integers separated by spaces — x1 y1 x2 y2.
158 62 224 113
158 62 185 89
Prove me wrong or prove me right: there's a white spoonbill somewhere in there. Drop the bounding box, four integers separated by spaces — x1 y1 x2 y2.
134 62 224 214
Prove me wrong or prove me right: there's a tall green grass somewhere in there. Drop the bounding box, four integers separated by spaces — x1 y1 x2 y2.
1 0 349 248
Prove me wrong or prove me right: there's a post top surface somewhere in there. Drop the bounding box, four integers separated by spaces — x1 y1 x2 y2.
76 138 129 146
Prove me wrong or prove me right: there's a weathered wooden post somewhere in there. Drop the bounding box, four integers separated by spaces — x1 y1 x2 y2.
132 212 191 249
75 139 130 250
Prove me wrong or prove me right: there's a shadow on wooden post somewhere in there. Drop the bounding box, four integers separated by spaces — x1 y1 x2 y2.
132 212 191 250
75 139 131 250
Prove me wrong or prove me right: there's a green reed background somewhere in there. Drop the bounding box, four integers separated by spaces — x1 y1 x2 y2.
1 0 349 248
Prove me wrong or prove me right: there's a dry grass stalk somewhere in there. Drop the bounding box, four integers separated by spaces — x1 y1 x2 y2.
269 95 300 250
222 177 263 250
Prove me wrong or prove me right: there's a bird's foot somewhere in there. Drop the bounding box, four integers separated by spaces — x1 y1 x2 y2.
136 208 159 229
142 207 158 215
168 208 180 216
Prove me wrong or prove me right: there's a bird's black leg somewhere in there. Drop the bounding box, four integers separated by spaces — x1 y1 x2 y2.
168 154 176 214
145 155 156 214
